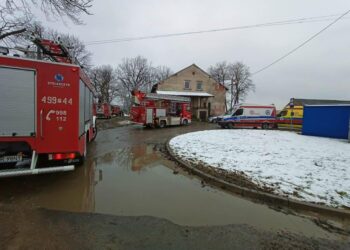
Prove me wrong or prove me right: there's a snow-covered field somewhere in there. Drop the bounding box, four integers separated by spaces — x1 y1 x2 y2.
169 130 350 208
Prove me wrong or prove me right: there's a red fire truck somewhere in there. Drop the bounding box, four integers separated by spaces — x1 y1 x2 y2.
111 105 123 117
130 90 192 128
95 102 112 119
0 38 97 177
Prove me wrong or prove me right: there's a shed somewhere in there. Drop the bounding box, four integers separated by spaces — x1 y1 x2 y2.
302 104 350 139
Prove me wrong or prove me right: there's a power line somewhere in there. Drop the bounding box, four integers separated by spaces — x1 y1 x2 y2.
85 13 347 46
252 10 350 75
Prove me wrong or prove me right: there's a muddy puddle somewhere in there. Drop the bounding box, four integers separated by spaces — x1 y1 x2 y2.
0 124 349 242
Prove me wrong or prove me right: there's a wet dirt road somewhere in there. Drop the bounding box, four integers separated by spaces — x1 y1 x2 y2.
0 121 349 246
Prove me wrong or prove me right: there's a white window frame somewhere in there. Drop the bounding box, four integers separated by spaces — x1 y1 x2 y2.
184 80 191 90
196 81 203 90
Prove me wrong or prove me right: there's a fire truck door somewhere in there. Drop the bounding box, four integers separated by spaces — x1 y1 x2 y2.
146 109 153 124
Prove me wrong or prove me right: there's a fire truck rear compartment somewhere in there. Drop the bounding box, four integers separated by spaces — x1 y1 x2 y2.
0 67 36 137
0 66 36 171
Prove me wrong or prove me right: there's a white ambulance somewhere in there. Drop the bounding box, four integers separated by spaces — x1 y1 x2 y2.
218 104 277 129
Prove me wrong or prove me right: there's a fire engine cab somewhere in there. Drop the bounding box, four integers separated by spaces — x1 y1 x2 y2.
0 38 97 177
111 105 123 117
130 90 191 128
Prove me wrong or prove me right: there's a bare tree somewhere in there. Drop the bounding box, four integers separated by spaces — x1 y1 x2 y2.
115 56 153 93
208 61 230 111
116 86 133 113
151 66 173 84
4 0 92 24
0 0 92 45
114 56 173 112
0 6 32 43
114 56 154 112
208 61 230 86
228 62 254 108
90 65 118 104
209 61 254 110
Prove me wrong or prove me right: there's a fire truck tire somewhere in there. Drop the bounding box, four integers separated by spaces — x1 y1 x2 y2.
227 123 234 129
78 133 89 165
262 123 269 129
91 127 97 141
159 120 166 128
182 119 188 126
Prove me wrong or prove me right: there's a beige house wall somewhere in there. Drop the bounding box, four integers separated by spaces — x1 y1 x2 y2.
157 64 226 118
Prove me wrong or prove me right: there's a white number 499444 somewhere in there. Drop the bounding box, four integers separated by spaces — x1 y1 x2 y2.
41 96 72 105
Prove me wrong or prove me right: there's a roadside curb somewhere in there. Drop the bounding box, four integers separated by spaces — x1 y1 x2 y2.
166 139 350 219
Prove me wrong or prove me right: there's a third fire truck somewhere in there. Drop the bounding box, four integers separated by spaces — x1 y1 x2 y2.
130 90 191 128
95 102 112 119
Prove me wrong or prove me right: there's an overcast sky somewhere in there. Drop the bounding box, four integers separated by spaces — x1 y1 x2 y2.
41 0 349 109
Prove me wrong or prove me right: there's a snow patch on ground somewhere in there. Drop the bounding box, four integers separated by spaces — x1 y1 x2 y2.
169 130 350 208
118 120 132 125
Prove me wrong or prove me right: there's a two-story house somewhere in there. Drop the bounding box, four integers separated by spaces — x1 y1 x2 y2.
152 64 226 120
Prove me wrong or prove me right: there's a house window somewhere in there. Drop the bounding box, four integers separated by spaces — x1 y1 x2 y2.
184 80 191 90
196 81 203 90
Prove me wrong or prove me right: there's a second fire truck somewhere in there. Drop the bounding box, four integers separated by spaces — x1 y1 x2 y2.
130 90 192 128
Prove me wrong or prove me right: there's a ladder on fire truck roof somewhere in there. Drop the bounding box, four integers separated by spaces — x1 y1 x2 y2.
145 93 191 103
32 37 73 64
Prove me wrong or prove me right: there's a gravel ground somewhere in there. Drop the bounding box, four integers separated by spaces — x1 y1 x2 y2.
96 116 132 131
1 121 349 249
1 205 349 250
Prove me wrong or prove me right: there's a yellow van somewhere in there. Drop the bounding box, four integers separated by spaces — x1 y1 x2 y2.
277 98 350 130
277 105 303 130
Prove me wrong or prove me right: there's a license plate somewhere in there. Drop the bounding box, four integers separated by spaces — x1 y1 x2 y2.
0 155 22 163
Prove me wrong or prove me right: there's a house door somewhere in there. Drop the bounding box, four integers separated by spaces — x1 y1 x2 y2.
208 103 211 117
199 111 207 121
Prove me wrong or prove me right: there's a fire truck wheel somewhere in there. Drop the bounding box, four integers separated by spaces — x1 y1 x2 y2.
78 135 88 165
159 120 166 128
227 123 234 129
182 119 188 126
262 123 269 129
91 127 98 141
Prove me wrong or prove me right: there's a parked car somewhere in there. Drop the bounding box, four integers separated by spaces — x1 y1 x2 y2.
208 108 236 123
208 115 220 123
